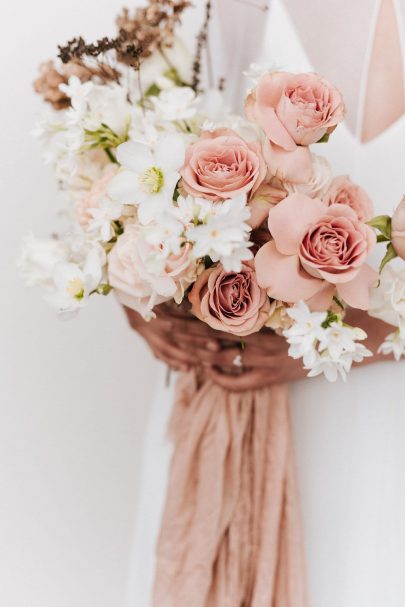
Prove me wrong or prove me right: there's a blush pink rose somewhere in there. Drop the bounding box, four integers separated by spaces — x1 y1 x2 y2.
75 165 118 226
255 193 378 310
323 176 374 222
248 145 328 228
245 72 345 151
180 128 266 201
188 262 270 336
391 197 405 260
109 225 195 318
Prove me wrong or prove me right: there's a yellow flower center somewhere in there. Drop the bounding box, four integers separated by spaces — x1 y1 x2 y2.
139 166 165 194
67 277 85 300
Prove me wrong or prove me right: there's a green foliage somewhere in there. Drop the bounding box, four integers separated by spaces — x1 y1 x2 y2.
379 243 398 273
82 122 128 153
321 310 342 329
95 283 113 296
367 215 392 240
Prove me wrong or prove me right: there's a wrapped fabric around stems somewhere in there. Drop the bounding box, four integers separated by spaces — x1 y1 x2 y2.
152 370 308 606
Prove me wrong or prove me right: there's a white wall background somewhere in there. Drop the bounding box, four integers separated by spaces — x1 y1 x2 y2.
0 2 201 606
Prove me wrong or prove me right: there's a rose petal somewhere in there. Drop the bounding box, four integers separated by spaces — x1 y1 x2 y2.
263 140 314 184
268 193 326 255
255 240 324 302
337 264 379 309
305 283 336 311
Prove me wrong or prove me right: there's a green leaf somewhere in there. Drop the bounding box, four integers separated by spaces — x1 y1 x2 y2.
95 283 113 296
367 215 392 240
321 309 342 329
379 243 398 273
144 82 161 98
316 132 330 143
163 67 185 87
377 234 390 243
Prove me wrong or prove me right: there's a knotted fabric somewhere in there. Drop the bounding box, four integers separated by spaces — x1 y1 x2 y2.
152 371 308 606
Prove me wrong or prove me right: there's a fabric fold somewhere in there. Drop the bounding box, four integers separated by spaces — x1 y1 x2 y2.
153 371 307 607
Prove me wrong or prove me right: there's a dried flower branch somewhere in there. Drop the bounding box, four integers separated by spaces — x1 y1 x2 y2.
33 59 120 110
116 1 191 59
192 0 212 92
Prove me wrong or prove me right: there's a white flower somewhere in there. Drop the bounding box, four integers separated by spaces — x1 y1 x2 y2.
151 87 197 121
284 301 326 359
45 248 103 315
370 265 405 338
108 135 185 224
185 194 253 271
144 213 185 257
59 76 93 115
283 302 372 381
306 343 371 382
18 234 69 288
243 62 282 83
318 323 367 361
86 197 123 242
61 77 131 138
378 330 405 361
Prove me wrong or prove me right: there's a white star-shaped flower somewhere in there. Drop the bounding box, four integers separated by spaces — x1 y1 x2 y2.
108 135 185 225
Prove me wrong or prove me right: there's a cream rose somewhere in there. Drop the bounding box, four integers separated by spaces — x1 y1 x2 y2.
108 225 196 318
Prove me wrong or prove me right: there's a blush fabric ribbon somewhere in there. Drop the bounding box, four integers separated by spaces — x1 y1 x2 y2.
152 371 308 606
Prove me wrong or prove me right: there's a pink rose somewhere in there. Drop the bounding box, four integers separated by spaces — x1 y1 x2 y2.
109 225 195 318
75 165 118 226
180 128 266 201
248 146 328 228
391 197 405 260
323 176 374 222
248 177 288 228
255 193 378 310
245 72 345 150
188 262 270 336
263 138 313 183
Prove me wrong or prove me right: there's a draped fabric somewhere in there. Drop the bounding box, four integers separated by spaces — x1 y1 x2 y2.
152 372 307 607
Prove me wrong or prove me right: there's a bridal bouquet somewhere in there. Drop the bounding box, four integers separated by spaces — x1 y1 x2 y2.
19 1 405 381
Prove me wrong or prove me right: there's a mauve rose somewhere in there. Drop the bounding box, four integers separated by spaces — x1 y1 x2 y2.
392 197 405 260
245 72 345 151
180 128 266 201
255 193 378 310
188 262 270 336
323 176 374 222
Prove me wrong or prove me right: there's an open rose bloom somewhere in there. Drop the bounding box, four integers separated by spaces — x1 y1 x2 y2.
22 36 405 380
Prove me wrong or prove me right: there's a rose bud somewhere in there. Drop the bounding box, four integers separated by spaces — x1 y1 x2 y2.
391 197 405 260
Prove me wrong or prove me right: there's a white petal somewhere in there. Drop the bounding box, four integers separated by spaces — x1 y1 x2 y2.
108 170 142 204
137 194 168 225
116 141 154 172
155 135 185 171
53 263 83 290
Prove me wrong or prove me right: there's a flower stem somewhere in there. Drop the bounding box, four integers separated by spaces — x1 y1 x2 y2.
105 148 118 164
